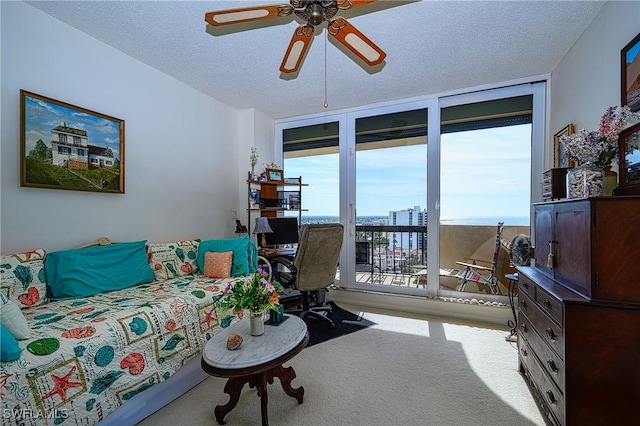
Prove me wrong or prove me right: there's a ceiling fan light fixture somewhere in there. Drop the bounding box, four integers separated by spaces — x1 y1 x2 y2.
307 2 325 26
205 0 386 77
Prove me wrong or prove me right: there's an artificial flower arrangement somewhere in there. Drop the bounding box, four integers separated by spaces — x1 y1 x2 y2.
216 267 285 316
250 147 259 175
561 105 640 166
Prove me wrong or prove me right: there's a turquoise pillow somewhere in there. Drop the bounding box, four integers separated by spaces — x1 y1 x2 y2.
1 324 22 361
45 241 154 299
197 235 257 277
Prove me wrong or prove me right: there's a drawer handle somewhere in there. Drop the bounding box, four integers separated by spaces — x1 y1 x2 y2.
521 281 529 289
543 299 552 309
521 348 528 357
547 359 558 373
546 390 557 405
521 300 527 309
520 324 528 333
545 328 557 341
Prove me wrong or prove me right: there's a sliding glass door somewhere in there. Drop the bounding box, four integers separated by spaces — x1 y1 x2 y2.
277 82 545 303
348 104 430 295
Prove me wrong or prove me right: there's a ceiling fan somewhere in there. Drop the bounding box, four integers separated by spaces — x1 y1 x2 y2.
204 0 386 75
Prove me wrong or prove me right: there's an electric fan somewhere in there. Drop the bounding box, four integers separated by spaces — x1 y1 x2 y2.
509 234 532 266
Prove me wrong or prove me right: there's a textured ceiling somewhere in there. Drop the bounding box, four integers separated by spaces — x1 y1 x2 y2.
26 1 605 120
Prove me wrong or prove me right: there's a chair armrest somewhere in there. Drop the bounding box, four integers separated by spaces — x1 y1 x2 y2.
455 261 493 272
270 256 296 274
461 257 492 266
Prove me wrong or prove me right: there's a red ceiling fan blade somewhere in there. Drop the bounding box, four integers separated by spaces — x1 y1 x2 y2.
337 0 378 10
205 4 293 27
280 25 314 74
328 17 385 66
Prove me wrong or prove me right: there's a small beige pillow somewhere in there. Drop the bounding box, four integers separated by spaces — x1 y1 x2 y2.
204 251 233 278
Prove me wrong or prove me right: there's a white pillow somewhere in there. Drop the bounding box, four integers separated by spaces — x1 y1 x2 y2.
0 292 30 340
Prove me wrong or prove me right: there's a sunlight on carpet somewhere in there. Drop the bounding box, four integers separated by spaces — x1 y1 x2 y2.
139 305 546 426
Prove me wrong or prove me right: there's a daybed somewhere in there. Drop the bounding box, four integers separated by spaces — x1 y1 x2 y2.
0 236 258 425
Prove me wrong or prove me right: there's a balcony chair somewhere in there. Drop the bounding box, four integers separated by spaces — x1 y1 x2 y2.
440 222 505 294
271 223 344 329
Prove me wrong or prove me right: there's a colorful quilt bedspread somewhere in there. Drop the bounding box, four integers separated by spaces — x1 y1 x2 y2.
0 275 244 425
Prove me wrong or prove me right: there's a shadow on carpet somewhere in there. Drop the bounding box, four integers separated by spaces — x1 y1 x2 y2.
294 302 376 347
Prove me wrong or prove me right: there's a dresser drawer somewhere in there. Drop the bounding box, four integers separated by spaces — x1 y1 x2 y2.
521 338 565 426
535 285 563 325
519 305 565 392
518 273 535 300
519 293 565 358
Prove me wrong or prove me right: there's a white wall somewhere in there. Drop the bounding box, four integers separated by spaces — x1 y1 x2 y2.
549 0 640 169
236 108 275 241
0 2 244 254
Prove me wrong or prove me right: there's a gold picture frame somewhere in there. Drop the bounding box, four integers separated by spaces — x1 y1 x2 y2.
554 123 575 168
621 32 640 113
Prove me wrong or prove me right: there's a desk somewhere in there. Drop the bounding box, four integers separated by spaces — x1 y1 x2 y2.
261 247 297 259
201 314 309 426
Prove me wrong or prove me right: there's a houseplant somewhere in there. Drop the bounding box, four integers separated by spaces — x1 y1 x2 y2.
217 267 284 336
560 105 640 197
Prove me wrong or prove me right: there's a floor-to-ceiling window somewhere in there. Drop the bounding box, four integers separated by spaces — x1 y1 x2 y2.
351 106 429 293
438 95 532 298
276 81 545 310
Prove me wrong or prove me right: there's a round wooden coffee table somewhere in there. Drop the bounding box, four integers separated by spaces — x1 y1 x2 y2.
201 314 309 426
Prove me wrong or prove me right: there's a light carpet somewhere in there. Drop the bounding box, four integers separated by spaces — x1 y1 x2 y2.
138 305 545 426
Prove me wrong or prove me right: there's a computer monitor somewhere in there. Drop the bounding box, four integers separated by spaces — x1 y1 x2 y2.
264 217 299 246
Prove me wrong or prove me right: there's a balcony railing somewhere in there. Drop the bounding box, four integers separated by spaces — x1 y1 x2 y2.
352 223 527 294
355 224 428 286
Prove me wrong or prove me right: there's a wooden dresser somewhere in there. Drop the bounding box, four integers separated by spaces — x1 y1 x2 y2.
517 196 640 425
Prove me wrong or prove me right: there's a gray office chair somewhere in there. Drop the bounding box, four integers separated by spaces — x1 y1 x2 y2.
271 223 344 328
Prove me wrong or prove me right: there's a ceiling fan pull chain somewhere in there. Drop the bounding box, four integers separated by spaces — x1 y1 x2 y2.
324 29 329 109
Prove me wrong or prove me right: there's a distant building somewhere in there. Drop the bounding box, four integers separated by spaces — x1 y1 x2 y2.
388 206 427 251
50 121 115 170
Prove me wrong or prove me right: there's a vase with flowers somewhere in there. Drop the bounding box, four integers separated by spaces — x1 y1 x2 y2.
560 106 640 198
250 147 259 180
216 267 284 336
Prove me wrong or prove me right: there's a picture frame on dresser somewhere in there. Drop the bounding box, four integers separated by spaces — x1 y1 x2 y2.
553 123 574 168
20 90 125 194
615 121 640 195
621 32 640 113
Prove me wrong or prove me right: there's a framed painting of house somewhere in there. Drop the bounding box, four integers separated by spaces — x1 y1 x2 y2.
554 123 575 168
20 90 125 193
622 32 640 113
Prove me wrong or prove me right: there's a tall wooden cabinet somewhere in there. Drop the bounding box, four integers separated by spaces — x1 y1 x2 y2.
518 196 640 425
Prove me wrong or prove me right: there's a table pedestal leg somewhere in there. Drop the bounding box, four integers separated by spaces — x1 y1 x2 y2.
270 364 304 403
215 376 248 425
248 372 272 426
214 365 304 426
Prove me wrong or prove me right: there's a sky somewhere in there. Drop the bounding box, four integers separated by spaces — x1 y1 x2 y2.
284 124 532 221
23 94 122 159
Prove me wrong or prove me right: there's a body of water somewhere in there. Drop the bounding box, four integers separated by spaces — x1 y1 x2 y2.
300 215 529 226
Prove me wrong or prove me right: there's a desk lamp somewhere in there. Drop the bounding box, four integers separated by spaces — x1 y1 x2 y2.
253 217 273 248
